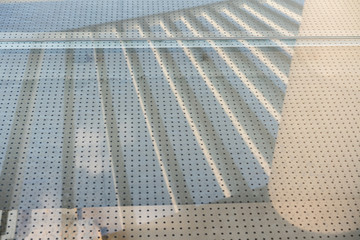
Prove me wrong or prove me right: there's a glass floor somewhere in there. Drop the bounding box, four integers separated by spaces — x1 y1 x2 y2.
0 0 359 239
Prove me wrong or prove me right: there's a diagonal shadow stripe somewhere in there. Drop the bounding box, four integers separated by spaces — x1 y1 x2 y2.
203 7 290 89
94 48 133 206
124 47 196 206
61 49 76 209
161 19 275 174
185 47 276 164
143 42 263 200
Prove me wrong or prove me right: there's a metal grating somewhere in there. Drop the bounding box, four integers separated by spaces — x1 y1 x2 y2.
0 0 359 239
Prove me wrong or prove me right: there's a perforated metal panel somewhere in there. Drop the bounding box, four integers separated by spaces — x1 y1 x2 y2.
0 0 359 239
0 0 306 40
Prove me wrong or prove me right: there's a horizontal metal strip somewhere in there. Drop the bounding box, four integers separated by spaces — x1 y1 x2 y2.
0 31 360 42
1 39 360 49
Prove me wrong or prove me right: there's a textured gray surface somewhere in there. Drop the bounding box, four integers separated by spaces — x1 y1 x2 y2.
0 0 359 239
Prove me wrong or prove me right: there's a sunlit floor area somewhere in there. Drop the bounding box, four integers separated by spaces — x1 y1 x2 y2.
0 0 359 239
